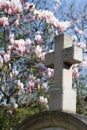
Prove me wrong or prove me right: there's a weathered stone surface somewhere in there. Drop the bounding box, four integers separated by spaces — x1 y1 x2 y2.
45 44 82 68
45 34 82 112
41 128 67 130
49 88 76 112
45 52 54 68
14 111 87 130
63 46 82 64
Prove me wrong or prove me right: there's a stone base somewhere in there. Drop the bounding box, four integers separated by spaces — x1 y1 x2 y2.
49 88 76 113
15 111 87 130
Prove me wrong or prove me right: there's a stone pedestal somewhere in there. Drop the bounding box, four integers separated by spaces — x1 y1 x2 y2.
49 88 76 113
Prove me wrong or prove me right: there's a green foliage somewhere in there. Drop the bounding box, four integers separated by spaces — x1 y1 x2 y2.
76 75 87 115
0 106 41 130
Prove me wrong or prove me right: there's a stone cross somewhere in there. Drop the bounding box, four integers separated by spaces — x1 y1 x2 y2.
45 34 82 113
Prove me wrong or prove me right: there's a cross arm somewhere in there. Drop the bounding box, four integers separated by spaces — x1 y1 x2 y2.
45 52 54 68
63 46 82 65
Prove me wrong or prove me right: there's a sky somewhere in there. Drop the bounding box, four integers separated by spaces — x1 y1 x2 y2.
46 0 87 14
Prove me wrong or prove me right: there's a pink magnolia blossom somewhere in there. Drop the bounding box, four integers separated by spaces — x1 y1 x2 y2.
42 83 48 92
0 0 11 13
3 53 10 62
7 110 13 114
34 10 70 31
10 0 23 14
17 79 24 90
57 21 70 32
81 58 87 67
55 0 61 4
0 0 22 14
12 69 19 77
14 19 19 26
25 38 32 52
74 27 83 35
27 81 35 92
13 103 18 109
12 39 25 55
9 34 14 43
27 75 36 92
47 68 54 78
73 41 86 49
25 39 31 46
35 78 40 85
9 63 11 69
40 52 46 62
7 8 12 14
39 96 48 105
35 45 42 58
35 34 43 45
77 42 86 49
10 72 13 80
37 63 47 71
0 17 9 27
72 65 79 79
29 74 35 82
72 35 77 42
54 6 58 12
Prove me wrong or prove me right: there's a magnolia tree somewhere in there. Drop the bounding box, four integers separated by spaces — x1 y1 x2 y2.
0 0 71 113
54 0 87 80
0 0 86 114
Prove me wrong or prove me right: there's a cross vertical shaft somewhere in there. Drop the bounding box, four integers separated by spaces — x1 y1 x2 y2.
45 34 82 113
54 34 72 88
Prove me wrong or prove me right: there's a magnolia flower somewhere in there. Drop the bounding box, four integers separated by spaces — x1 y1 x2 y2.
12 69 19 77
0 17 9 27
10 72 13 80
0 0 22 14
7 8 12 14
7 110 13 114
39 96 48 105
77 42 86 49
17 79 24 90
47 68 54 78
35 45 42 58
27 81 35 92
29 74 35 81
72 65 79 79
42 83 48 92
37 63 47 71
13 103 18 109
72 35 77 42
11 0 23 14
74 27 83 35
4 53 10 62
35 34 43 45
12 39 25 55
35 78 40 85
9 33 14 43
81 58 87 67
40 52 46 62
14 19 19 26
57 21 70 31
55 0 61 4
34 10 70 31
25 39 31 46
